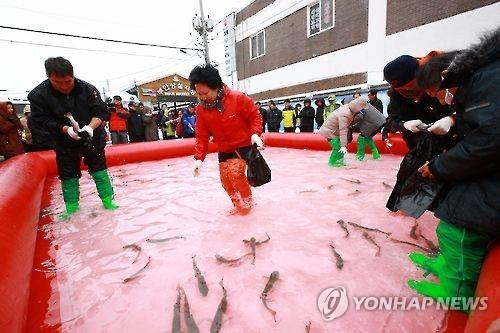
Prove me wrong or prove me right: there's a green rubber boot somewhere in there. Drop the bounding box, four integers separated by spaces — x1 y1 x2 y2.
366 137 380 159
58 178 80 220
409 252 445 277
407 220 491 312
328 138 345 167
356 135 366 161
91 169 119 210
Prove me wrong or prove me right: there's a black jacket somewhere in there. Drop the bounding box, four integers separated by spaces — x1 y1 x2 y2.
28 78 108 150
429 27 500 237
27 116 54 150
370 98 384 113
299 106 315 132
385 89 451 149
315 105 326 128
127 109 145 142
267 108 282 128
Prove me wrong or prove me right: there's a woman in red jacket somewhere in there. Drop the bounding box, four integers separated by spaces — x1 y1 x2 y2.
189 64 263 215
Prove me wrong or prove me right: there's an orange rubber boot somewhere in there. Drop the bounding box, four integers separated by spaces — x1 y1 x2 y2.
227 158 253 215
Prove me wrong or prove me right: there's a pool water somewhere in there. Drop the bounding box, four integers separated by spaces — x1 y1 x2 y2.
32 148 445 332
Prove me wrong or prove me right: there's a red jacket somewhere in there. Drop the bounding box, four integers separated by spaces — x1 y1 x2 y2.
194 86 262 161
109 106 129 132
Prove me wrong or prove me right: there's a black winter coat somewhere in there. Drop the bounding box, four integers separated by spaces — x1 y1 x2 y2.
28 78 108 150
429 27 500 237
385 89 451 149
267 108 282 130
127 109 146 142
299 106 315 132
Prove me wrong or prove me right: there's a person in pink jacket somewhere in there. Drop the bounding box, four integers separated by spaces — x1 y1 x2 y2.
318 97 368 167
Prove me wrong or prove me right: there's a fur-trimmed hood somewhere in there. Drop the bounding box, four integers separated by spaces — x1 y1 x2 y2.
442 26 500 87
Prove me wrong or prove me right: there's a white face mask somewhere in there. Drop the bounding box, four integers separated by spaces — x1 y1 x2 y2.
444 89 454 105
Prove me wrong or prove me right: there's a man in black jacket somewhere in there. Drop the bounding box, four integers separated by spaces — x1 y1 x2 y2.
298 99 315 132
127 101 146 142
266 100 282 132
383 54 452 149
408 27 500 311
367 89 383 113
28 57 118 219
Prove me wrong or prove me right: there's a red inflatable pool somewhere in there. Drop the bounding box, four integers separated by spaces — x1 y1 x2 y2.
0 133 497 332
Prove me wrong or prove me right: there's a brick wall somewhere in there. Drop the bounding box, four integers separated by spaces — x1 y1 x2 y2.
248 72 367 101
386 0 498 35
236 0 276 25
236 0 369 80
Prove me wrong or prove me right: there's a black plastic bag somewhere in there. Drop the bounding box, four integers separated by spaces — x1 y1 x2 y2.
386 133 452 218
246 144 271 187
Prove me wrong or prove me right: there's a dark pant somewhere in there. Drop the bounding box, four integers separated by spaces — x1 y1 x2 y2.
268 124 280 132
56 146 107 181
111 131 128 144
218 145 252 164
284 127 295 133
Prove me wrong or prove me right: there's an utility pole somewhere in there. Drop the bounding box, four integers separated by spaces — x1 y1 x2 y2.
193 0 213 65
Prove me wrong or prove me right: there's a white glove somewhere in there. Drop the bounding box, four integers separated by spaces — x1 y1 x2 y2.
403 119 424 133
428 116 455 135
339 147 348 154
193 160 203 177
294 127 300 134
384 139 393 148
79 125 94 138
66 127 81 140
251 134 264 150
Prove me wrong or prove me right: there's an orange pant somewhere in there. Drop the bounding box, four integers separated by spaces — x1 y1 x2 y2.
219 158 252 211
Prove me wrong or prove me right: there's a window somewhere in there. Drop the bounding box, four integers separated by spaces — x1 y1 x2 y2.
250 30 265 60
308 0 335 37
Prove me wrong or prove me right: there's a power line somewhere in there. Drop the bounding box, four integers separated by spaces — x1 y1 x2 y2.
0 38 200 60
0 25 203 51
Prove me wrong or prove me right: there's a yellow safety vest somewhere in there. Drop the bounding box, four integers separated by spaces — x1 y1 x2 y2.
282 109 296 128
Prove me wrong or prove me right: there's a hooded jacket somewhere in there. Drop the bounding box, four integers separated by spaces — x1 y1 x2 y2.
318 97 368 147
314 99 326 127
0 103 24 158
428 27 500 237
194 86 262 161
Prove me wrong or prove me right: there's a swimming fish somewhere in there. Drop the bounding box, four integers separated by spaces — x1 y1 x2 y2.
340 177 361 184
123 256 151 283
299 189 318 193
337 220 350 238
419 234 440 254
145 236 185 243
348 221 392 236
410 221 420 240
347 189 361 196
243 234 271 264
172 287 181 333
210 279 228 333
261 271 280 322
305 321 312 333
192 256 209 296
215 253 250 265
179 287 200 333
390 238 433 254
327 184 335 190
329 243 344 269
362 232 381 257
382 181 393 190
122 243 142 264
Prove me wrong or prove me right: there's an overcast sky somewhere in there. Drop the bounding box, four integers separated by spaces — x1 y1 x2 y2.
0 0 251 98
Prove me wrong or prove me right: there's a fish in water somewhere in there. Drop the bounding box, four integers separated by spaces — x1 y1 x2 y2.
382 181 393 190
299 189 318 193
410 221 420 240
362 232 381 257
122 243 142 264
348 221 392 236
327 184 334 190
210 279 228 333
123 256 151 283
145 236 186 243
243 234 271 264
390 238 433 254
337 220 350 238
329 243 344 269
172 287 181 333
305 321 312 333
419 234 440 254
192 256 209 296
340 177 361 184
261 271 280 322
215 253 250 265
348 189 361 196
179 287 200 333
